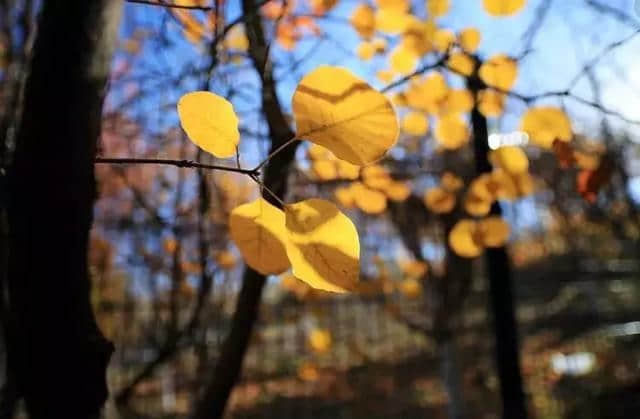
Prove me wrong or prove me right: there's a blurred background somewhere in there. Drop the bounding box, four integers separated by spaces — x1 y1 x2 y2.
2 0 640 418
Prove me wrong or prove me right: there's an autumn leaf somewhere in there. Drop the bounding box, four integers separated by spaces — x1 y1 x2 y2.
178 91 240 158
577 157 613 203
229 198 291 275
479 54 518 91
483 0 526 16
292 66 399 165
308 329 332 353
520 106 572 149
284 199 360 292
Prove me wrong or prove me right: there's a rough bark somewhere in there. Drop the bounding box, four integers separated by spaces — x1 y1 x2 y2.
6 1 122 417
191 0 298 417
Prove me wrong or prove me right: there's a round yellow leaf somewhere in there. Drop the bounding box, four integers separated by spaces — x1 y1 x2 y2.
519 106 572 149
384 180 411 201
479 54 518 91
335 185 356 208
177 91 240 158
390 45 419 75
478 90 505 117
375 10 413 35
293 66 399 165
464 192 492 217
229 198 291 275
362 165 392 189
490 146 529 175
444 89 474 114
447 52 474 76
424 187 456 213
427 0 450 17
337 159 361 180
433 28 455 52
308 329 332 353
357 42 376 60
477 216 510 247
441 171 463 192
449 219 483 258
399 278 423 298
351 4 376 39
458 27 481 52
435 114 470 150
353 182 388 214
376 0 409 13
483 0 526 16
284 199 360 292
312 160 338 181
402 111 429 136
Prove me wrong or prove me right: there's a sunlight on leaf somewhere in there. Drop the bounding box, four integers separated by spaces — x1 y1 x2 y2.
229 198 291 275
479 54 518 91
292 66 399 165
520 106 572 149
483 0 526 16
402 111 429 136
284 199 360 292
177 91 240 158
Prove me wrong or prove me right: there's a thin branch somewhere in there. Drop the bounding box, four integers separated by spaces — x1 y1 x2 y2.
95 157 259 175
126 0 213 11
253 136 298 171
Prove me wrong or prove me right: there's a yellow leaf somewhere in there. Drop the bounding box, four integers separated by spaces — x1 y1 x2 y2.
375 9 413 35
433 28 455 52
479 54 518 91
229 198 291 275
312 160 338 181
464 192 492 216
337 159 360 180
298 362 320 381
215 250 237 270
224 25 249 50
444 89 474 114
398 259 428 277
377 69 395 83
177 91 239 158
353 182 388 213
427 0 450 17
350 4 376 39
448 219 483 258
292 66 399 165
399 277 423 298
402 20 433 56
384 180 411 201
372 37 388 53
441 171 463 192
478 90 505 117
405 72 448 111
424 187 456 213
520 106 572 149
477 216 510 247
376 0 409 13
307 143 332 160
490 146 529 175
389 45 419 75
308 329 332 353
447 52 474 76
284 199 360 292
357 42 376 60
362 165 392 189
458 27 481 52
335 185 356 208
435 114 470 150
483 0 526 16
402 111 429 136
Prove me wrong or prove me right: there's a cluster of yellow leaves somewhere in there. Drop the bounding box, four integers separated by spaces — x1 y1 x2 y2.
172 5 219 45
424 171 463 213
334 164 411 214
178 66 400 293
464 148 535 216
307 144 360 181
449 216 510 258
262 0 325 50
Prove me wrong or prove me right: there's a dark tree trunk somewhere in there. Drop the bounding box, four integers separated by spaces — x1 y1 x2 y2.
192 1 298 418
6 1 122 418
468 67 528 419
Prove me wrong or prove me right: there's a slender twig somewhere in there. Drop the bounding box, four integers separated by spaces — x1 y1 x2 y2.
249 173 286 207
126 0 213 10
95 157 259 175
252 136 298 171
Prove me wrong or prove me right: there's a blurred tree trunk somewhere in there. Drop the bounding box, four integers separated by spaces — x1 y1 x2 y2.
468 65 528 419
5 1 122 418
192 1 298 418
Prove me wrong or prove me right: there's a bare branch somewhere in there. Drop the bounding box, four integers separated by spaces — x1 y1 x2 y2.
95 157 259 175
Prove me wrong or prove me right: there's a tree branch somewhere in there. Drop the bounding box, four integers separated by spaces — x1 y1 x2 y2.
94 157 259 176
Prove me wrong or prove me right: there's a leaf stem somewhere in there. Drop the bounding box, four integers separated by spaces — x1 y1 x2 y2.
253 137 299 171
249 173 286 207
